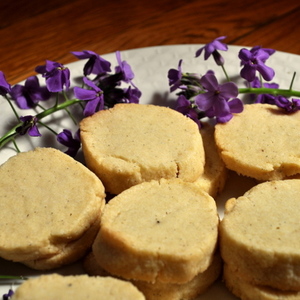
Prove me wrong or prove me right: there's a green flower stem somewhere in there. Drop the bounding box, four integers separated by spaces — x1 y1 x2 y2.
64 107 78 125
12 139 21 153
0 124 21 148
61 91 78 125
221 64 230 82
238 87 300 98
54 92 59 107
0 275 27 280
289 72 296 90
38 121 58 135
5 96 20 122
35 99 81 119
0 99 82 149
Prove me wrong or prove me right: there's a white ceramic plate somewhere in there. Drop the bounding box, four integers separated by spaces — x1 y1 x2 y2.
0 44 299 298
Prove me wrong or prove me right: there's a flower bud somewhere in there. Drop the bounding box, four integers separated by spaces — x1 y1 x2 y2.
212 50 225 66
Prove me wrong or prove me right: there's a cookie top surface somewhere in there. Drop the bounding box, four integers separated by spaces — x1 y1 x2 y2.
221 179 300 254
100 179 218 254
93 179 219 283
11 274 145 300
215 103 300 180
0 147 105 262
80 103 205 193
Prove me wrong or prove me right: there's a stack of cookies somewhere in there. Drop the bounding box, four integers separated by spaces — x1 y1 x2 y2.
219 179 300 299
78 103 226 298
0 147 106 270
214 103 300 298
86 178 221 299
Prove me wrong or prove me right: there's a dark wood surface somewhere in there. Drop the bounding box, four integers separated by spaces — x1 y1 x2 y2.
0 0 299 84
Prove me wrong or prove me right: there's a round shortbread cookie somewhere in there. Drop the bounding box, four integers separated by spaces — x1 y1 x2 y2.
11 274 145 300
84 251 222 300
92 178 219 284
215 103 300 181
194 122 227 197
0 147 105 269
223 264 300 300
220 179 300 291
80 103 205 194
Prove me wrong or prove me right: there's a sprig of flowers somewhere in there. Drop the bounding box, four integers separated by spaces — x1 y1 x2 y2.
0 51 141 157
168 36 300 127
0 37 300 158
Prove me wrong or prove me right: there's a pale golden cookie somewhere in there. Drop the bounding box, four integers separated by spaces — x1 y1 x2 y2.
80 103 205 194
92 178 219 284
220 179 300 291
0 147 105 269
224 264 300 300
11 274 145 300
215 103 300 181
194 122 227 197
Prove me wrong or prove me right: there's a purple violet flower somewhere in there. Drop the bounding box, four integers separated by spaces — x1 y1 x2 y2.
74 77 104 117
105 85 141 106
250 46 276 58
176 94 201 128
122 85 141 104
115 51 134 83
16 115 41 137
0 71 11 96
10 76 51 109
57 129 81 157
35 60 70 92
275 97 300 113
195 36 228 65
71 50 111 76
195 73 243 123
239 47 275 82
168 59 183 92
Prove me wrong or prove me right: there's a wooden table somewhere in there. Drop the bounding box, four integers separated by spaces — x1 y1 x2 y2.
0 0 299 84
